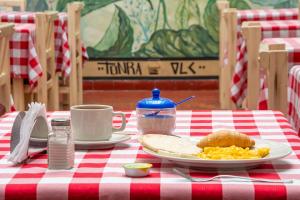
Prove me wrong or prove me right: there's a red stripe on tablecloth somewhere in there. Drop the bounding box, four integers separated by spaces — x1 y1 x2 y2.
192 183 222 200
254 185 287 200
130 183 160 200
68 183 100 200
5 184 37 200
190 111 211 136
250 161 287 200
275 115 300 159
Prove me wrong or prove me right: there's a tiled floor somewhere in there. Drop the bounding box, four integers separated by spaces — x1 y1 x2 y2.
83 90 219 111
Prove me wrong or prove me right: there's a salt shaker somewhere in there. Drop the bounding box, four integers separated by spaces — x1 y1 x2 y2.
48 118 74 170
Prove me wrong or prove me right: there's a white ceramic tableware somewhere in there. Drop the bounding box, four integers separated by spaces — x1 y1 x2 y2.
71 105 126 141
142 138 292 170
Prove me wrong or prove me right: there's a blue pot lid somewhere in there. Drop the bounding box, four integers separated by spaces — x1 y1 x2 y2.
136 88 175 109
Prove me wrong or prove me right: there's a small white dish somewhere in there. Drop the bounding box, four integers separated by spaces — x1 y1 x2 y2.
123 163 152 177
30 133 131 150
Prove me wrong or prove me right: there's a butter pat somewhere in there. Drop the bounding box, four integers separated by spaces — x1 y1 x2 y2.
123 163 152 177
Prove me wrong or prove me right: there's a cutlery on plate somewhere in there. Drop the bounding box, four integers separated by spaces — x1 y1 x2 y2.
173 168 293 183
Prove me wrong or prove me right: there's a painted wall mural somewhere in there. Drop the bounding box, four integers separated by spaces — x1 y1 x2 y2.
26 0 298 59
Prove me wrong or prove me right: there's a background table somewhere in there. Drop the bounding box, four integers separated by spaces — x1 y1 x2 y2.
288 66 300 136
10 23 42 87
255 38 300 135
0 110 300 200
0 11 88 77
231 20 300 107
223 8 298 65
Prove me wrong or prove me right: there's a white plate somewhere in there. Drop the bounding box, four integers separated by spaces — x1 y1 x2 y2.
30 133 131 150
143 138 292 170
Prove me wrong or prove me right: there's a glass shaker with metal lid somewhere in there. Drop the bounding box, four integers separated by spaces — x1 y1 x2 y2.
136 88 176 134
48 118 74 170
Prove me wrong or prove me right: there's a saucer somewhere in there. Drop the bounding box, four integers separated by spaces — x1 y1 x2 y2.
30 133 131 150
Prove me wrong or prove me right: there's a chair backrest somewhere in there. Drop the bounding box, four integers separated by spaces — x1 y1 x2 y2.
259 43 288 115
0 0 26 11
67 2 84 105
0 23 14 82
34 12 58 105
0 23 14 111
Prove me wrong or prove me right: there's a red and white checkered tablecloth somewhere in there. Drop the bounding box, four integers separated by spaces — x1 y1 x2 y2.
256 38 300 135
237 8 298 23
55 13 88 77
257 38 300 108
0 110 300 200
231 20 300 108
0 11 88 77
223 8 298 66
288 66 300 136
10 23 43 87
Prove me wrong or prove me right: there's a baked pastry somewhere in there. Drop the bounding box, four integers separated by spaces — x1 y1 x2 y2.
197 130 255 148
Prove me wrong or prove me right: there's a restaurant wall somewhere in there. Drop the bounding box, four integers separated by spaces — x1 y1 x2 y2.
26 0 298 60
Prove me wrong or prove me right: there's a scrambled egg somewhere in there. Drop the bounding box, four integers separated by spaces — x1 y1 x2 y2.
197 145 270 160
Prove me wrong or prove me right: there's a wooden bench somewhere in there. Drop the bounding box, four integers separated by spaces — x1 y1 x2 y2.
0 23 14 111
12 12 59 111
0 0 26 11
60 2 84 107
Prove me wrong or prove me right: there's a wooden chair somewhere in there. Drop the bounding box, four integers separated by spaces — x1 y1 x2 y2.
241 22 262 110
259 43 288 115
217 0 234 109
0 0 26 11
60 2 84 107
217 0 299 109
0 23 14 112
12 12 59 111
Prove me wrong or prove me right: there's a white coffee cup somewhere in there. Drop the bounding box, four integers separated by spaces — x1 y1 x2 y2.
70 105 126 141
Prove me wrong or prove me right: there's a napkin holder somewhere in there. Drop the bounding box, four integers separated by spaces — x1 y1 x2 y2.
10 112 49 162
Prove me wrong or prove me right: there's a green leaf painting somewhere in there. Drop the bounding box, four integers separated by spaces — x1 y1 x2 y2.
56 0 122 16
175 0 201 29
26 0 299 59
134 25 217 57
204 0 250 43
26 0 48 11
87 6 134 58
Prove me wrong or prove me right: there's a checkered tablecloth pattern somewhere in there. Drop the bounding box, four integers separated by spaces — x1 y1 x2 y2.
55 13 88 77
223 8 298 66
0 110 300 200
257 38 300 108
10 23 42 87
0 11 88 77
237 8 298 22
231 20 300 108
288 66 300 136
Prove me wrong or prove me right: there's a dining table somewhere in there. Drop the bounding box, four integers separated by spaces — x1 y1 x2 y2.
0 110 300 200
0 11 88 77
255 37 300 135
10 23 43 88
230 20 300 108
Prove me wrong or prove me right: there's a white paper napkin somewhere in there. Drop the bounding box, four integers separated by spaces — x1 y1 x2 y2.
8 102 48 164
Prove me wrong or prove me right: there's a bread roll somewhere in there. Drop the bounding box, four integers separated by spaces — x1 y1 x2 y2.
139 134 202 158
197 130 255 148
